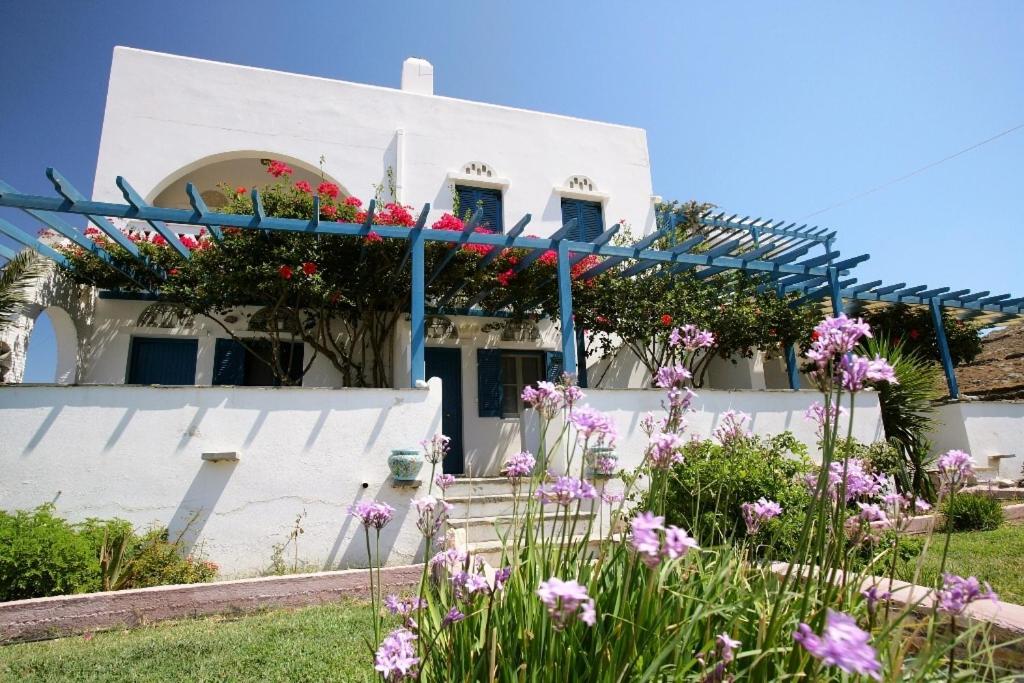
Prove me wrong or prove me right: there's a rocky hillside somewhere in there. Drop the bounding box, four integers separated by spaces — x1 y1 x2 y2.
955 323 1024 399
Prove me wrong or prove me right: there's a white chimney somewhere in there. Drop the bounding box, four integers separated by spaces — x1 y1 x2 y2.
401 57 434 96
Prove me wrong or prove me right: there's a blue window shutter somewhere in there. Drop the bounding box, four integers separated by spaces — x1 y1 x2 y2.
545 351 564 382
560 198 604 241
127 337 198 385
477 348 503 417
456 185 503 234
212 338 246 385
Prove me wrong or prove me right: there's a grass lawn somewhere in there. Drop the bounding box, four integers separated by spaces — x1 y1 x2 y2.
0 600 378 682
897 524 1024 604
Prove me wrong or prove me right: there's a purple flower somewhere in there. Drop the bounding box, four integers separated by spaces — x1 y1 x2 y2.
713 410 750 446
741 498 783 535
937 450 975 489
493 566 512 593
716 633 740 664
501 451 536 480
655 364 692 390
639 412 660 436
669 324 716 351
861 585 892 613
451 570 491 600
647 432 685 470
839 354 899 391
434 473 456 491
809 458 880 502
413 495 453 537
559 379 585 410
804 401 846 435
441 607 465 627
793 610 881 680
856 502 889 526
936 574 997 615
420 433 451 464
592 454 617 476
629 511 699 567
384 595 426 617
535 476 598 506
522 381 564 418
536 577 596 629
569 406 618 446
350 500 396 530
374 627 419 681
805 314 873 368
601 490 625 504
667 386 697 411
428 547 468 572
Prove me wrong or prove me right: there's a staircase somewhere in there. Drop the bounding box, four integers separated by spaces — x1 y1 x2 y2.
444 477 606 565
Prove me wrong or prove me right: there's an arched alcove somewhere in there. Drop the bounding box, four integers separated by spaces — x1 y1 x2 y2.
22 306 78 384
148 152 349 210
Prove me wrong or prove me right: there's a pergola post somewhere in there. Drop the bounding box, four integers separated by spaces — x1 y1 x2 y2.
785 345 800 390
828 267 843 317
557 240 577 377
409 228 425 387
575 329 589 388
930 297 960 399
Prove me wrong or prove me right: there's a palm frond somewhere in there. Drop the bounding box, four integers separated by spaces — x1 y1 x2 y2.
0 250 47 328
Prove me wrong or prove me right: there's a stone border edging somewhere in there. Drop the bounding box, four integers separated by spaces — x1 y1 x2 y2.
871 502 1024 536
0 564 423 644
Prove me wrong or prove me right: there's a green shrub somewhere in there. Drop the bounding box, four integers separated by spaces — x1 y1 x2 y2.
657 432 812 559
0 505 218 602
942 493 1003 532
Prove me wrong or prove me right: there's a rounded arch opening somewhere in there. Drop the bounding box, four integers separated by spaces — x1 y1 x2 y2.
148 151 350 210
22 306 77 384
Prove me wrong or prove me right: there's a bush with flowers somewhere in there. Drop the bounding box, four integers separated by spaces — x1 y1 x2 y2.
853 302 983 368
349 314 1009 681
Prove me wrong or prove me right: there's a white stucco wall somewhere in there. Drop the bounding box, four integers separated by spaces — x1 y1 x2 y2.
930 401 1024 482
93 47 657 237
0 381 443 577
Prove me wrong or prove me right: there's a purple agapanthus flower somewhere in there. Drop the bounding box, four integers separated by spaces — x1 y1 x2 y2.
420 433 451 464
535 476 598 506
384 595 426 617
805 314 873 368
861 585 892 613
451 570 491 600
428 547 468 572
937 450 975 489
669 324 716 351
713 409 750 446
629 511 699 567
501 451 536 480
839 354 899 391
655 364 692 390
804 401 847 435
536 577 596 629
647 432 685 470
592 455 618 476
856 502 889 526
434 473 456 491
374 627 419 681
793 610 881 680
741 498 783 535
441 607 466 627
521 381 563 418
936 573 997 615
569 406 618 446
350 500 396 530
667 386 697 411
809 458 880 502
413 495 453 537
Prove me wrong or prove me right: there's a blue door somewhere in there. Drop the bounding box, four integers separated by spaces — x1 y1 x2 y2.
425 347 464 474
127 337 198 385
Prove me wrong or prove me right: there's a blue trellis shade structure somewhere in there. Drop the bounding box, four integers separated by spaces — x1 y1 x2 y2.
1 166 1021 400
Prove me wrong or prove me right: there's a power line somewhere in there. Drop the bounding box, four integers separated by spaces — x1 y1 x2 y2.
800 121 1024 220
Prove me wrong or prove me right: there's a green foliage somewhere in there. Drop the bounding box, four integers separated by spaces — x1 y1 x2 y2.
657 432 813 559
941 493 1004 532
855 302 982 367
860 335 943 501
0 505 217 601
0 250 46 331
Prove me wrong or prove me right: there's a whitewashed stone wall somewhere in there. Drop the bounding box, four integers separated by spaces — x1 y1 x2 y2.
0 380 443 577
931 400 1024 482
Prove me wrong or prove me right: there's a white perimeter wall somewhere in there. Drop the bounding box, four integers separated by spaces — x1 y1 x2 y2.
931 401 1024 481
0 381 443 577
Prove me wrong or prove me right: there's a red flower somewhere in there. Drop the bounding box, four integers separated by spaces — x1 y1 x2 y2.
364 231 383 244
302 261 317 275
294 180 312 194
278 265 293 280
537 250 558 267
909 328 921 340
660 314 673 326
179 235 199 250
431 213 464 231
496 269 516 287
169 268 179 277
811 330 821 341
596 315 610 325
322 205 337 218
235 186 246 195
317 182 340 199
267 160 293 178
344 196 363 208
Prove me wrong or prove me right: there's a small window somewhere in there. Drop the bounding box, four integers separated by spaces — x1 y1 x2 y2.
127 337 198 385
455 185 503 234
500 352 544 418
560 198 604 242
213 338 305 386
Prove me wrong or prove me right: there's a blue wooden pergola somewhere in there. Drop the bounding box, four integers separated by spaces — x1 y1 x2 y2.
1 168 1020 399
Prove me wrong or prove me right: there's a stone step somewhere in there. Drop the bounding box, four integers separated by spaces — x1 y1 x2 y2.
446 493 555 519
443 477 516 498
465 533 619 567
448 512 598 544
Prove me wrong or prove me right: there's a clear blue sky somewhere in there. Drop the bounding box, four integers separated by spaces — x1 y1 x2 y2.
3 1 1022 381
